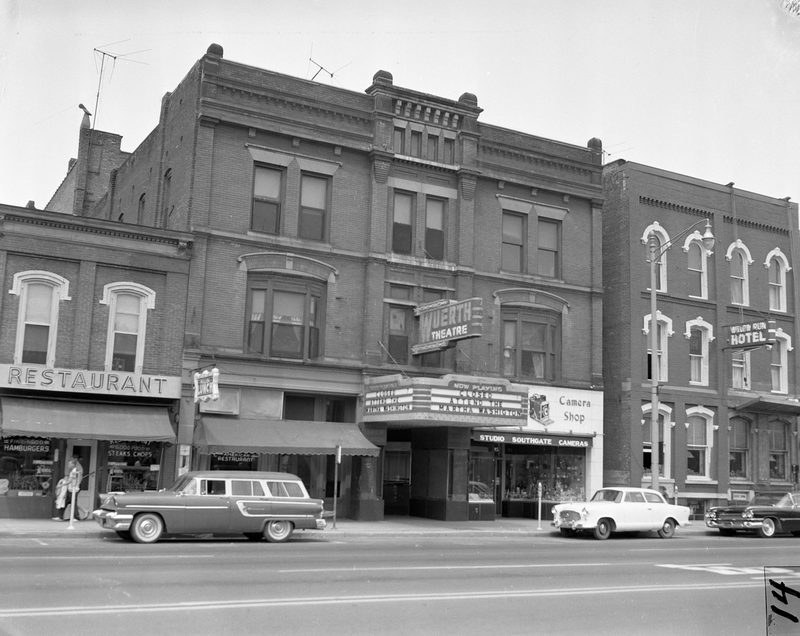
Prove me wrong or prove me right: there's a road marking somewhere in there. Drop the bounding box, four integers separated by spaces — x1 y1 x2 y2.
0 581 763 618
0 554 216 561
280 562 614 573
657 563 800 577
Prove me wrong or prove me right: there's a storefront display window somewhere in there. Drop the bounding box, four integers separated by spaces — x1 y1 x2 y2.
504 445 584 502
468 450 495 502
0 436 53 495
106 441 161 492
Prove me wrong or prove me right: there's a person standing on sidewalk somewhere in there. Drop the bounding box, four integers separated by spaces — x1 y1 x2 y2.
65 457 84 521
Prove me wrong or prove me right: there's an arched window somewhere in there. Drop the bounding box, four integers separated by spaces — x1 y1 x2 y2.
728 416 751 479
642 403 672 480
642 222 670 292
685 406 714 479
100 283 156 373
770 328 793 394
643 312 673 382
683 231 713 299
685 317 714 386
765 248 791 312
9 271 72 366
726 240 753 306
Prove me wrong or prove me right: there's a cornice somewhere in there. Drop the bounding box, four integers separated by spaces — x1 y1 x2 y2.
479 143 595 180
639 196 789 235
0 213 193 253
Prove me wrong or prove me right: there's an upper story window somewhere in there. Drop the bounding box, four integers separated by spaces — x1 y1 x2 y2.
100 283 156 373
299 174 328 241
683 232 713 299
685 317 714 386
643 311 673 382
392 192 414 255
10 271 71 366
641 222 669 292
537 219 560 278
252 165 283 234
246 276 324 361
424 198 445 260
137 194 146 224
501 212 525 273
731 350 751 390
393 127 405 154
770 329 792 394
686 406 714 480
726 240 752 306
729 417 751 479
383 284 448 369
501 308 561 381
765 248 791 312
160 169 172 224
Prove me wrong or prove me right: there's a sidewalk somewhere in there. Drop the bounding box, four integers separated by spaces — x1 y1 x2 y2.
0 515 706 539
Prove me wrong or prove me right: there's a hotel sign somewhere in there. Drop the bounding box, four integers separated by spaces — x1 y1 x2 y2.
726 320 774 350
412 297 483 355
0 364 182 399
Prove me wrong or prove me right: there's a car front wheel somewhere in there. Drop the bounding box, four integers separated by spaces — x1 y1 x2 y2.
130 513 164 544
758 518 779 538
594 518 612 540
264 520 294 543
657 518 676 539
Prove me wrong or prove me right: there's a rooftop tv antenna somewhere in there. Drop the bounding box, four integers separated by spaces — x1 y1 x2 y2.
92 40 149 129
307 44 351 82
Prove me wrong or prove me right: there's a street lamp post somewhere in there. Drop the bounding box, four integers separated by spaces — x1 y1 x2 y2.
646 219 714 492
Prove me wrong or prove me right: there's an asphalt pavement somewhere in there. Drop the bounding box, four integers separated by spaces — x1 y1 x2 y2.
0 515 706 539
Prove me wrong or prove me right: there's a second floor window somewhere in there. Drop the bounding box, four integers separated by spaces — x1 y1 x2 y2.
11 271 71 367
252 166 283 234
645 313 672 382
299 174 328 241
101 283 156 373
537 219 559 278
770 331 792 394
502 309 560 381
686 319 713 386
246 278 323 360
501 212 525 272
731 350 751 390
392 192 414 254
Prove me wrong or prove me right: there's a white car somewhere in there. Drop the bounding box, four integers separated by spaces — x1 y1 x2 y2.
551 487 691 540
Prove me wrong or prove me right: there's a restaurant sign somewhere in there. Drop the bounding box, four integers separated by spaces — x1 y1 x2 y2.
0 364 182 398
412 297 483 355
725 320 774 350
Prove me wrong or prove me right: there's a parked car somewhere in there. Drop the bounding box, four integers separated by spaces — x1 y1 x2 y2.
551 487 691 540
705 492 800 537
92 471 327 544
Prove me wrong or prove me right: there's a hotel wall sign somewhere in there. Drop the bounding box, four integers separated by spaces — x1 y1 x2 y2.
725 320 775 350
412 297 483 355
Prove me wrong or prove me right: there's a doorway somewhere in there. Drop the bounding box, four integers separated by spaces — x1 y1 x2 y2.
64 440 97 519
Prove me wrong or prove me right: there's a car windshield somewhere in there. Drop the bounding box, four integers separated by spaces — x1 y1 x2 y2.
166 475 195 493
591 489 622 503
775 493 800 508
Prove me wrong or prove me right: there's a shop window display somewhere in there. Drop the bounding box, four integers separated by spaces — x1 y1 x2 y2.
106 441 161 492
504 446 584 502
468 451 495 502
0 436 54 495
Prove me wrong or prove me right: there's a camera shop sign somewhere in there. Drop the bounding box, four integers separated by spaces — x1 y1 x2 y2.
412 297 483 355
726 320 773 349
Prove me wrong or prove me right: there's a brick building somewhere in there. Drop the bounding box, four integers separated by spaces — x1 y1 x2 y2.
0 111 193 517
603 160 800 517
32 44 605 521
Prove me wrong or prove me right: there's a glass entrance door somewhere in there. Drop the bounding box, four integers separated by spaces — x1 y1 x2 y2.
64 440 97 519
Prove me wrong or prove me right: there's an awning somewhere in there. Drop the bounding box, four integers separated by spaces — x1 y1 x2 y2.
0 397 176 442
736 396 800 415
195 417 380 456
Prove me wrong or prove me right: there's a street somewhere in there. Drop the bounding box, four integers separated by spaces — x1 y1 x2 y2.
0 528 796 635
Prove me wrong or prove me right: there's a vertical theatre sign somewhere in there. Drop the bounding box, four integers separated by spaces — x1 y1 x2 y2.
412 297 483 355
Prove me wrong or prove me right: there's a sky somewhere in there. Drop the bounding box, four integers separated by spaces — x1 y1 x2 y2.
1 0 799 209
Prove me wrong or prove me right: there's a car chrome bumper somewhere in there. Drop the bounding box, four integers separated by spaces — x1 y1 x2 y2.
316 518 326 530
92 509 134 531
552 518 587 530
705 518 762 530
